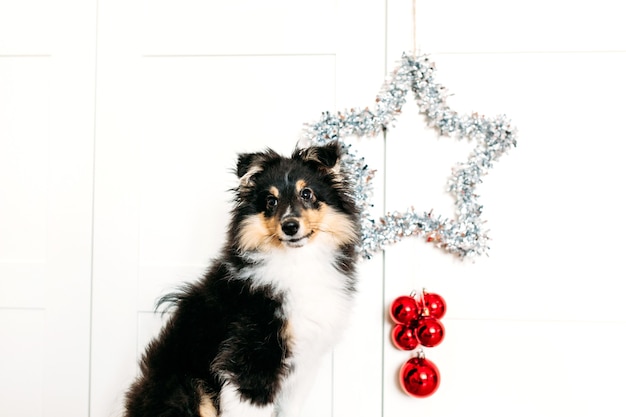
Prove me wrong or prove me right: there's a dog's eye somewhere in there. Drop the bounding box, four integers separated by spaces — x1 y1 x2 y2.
300 188 314 201
266 195 278 210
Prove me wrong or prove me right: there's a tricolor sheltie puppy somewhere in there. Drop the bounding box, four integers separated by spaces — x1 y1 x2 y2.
124 141 360 417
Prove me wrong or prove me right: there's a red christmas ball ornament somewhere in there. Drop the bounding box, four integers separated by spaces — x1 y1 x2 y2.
391 324 420 351
421 291 446 319
415 316 445 347
389 295 421 325
399 354 440 398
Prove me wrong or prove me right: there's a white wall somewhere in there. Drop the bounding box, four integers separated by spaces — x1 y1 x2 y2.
1 1 625 417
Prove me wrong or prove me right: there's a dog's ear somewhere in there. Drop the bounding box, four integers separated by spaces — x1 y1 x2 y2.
236 153 264 187
236 149 279 186
294 141 341 174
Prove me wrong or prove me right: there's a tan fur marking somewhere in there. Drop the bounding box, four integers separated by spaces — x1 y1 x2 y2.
295 180 307 193
269 186 279 198
262 215 282 248
237 214 282 251
281 320 295 350
198 394 217 417
300 206 320 242
303 203 358 246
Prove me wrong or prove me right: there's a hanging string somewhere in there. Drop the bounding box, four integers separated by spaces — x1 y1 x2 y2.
412 0 418 57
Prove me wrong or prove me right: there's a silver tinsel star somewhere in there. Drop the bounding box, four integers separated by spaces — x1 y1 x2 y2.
301 53 517 259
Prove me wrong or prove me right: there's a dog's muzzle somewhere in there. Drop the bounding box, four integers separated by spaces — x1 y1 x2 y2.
279 218 313 247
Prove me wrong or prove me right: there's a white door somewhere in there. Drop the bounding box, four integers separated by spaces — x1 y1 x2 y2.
381 2 626 417
90 1 387 416
0 1 96 417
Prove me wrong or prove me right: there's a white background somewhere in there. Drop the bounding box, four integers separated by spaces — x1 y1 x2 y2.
1 1 625 416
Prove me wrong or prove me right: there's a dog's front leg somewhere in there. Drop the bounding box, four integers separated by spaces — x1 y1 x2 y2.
218 380 276 417
274 358 321 417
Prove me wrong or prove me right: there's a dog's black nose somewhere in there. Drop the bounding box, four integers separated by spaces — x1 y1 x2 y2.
281 220 300 236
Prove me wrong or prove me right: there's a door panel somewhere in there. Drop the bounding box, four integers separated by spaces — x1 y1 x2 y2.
0 2 96 417
91 1 385 416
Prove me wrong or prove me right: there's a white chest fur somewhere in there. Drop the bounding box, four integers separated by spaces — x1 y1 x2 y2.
235 238 357 417
241 239 354 358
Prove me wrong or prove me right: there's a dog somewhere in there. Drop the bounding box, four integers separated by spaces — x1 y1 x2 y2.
124 141 360 417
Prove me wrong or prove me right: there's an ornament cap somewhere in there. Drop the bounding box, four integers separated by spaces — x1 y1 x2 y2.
415 348 426 360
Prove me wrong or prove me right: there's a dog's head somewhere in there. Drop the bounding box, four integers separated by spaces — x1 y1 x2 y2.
231 141 359 252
